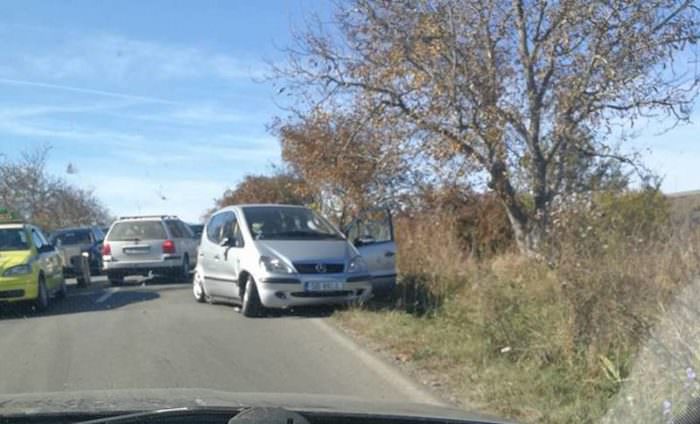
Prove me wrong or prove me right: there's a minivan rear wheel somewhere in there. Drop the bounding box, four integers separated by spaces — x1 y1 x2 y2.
193 270 207 303
241 276 264 318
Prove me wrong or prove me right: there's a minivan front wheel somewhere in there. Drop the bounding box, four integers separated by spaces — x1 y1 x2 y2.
241 276 264 318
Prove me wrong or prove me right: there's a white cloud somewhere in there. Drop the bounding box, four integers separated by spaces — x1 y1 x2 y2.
0 118 145 144
0 77 178 104
9 34 264 83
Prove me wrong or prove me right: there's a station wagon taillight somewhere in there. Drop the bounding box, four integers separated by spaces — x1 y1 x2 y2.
102 243 111 256
162 239 176 254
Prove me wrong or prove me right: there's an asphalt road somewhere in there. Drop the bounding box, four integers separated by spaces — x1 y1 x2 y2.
0 275 434 404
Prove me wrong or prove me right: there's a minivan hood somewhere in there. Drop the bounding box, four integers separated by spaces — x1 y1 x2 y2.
254 240 355 263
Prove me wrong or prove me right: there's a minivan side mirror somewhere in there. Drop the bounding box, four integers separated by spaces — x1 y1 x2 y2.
219 237 231 247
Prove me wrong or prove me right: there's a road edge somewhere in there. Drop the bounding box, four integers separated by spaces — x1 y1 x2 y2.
312 318 448 407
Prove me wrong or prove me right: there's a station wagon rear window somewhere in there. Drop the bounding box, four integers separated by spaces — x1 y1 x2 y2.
52 229 91 246
108 221 167 241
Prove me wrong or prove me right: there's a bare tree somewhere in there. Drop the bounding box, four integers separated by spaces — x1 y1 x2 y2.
0 146 110 231
273 0 699 254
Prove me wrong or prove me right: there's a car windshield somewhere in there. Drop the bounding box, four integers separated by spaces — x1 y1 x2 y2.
242 207 342 240
51 229 91 246
0 228 29 251
108 221 167 241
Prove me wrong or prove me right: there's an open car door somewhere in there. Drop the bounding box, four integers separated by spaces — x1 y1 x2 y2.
345 208 397 297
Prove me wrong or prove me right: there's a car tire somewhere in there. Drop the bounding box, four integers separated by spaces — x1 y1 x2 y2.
241 276 264 318
108 273 124 286
77 270 91 288
56 278 67 299
35 277 49 312
178 255 190 282
192 270 207 303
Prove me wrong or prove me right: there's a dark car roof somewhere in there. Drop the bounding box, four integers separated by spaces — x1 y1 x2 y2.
53 227 94 234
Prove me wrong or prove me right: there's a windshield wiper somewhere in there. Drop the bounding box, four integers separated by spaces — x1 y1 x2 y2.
74 407 311 424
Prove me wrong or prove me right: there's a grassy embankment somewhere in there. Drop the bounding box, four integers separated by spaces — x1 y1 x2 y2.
334 192 700 423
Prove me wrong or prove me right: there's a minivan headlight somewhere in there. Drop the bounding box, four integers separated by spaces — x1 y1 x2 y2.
259 255 295 274
347 256 368 273
3 264 32 277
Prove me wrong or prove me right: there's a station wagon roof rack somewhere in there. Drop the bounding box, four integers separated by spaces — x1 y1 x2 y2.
118 215 180 220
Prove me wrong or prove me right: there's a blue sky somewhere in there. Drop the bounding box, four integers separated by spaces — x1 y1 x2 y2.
0 0 698 223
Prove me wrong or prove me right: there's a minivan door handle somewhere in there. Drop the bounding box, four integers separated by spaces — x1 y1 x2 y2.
213 254 220 260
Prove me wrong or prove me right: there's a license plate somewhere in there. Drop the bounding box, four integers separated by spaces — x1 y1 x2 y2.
124 247 149 254
304 281 344 292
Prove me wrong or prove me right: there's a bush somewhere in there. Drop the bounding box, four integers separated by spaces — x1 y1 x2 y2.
336 189 700 423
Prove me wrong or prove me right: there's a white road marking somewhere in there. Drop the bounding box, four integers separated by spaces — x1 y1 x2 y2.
96 287 119 304
312 318 448 406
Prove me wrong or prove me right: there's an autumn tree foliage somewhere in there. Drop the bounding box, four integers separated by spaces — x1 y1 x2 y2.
273 0 700 254
211 171 313 212
273 106 417 224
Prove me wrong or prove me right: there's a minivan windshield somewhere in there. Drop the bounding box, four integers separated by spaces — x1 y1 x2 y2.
51 229 91 246
0 228 29 251
242 206 342 241
108 221 167 241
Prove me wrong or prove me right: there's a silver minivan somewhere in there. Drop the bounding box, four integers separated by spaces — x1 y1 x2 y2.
102 215 198 285
193 204 394 317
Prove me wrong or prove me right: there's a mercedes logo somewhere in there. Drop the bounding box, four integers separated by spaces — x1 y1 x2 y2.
315 263 327 273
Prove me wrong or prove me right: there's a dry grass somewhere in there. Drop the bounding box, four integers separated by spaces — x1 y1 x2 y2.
334 195 700 423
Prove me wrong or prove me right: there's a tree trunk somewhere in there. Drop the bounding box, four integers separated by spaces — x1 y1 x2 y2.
502 204 544 256
488 159 545 256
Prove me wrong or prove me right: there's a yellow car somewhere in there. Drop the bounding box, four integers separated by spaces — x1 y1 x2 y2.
0 215 66 310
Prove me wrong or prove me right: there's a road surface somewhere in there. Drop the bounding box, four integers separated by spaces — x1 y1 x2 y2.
0 276 433 404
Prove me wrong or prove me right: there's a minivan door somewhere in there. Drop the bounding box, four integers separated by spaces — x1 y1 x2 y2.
201 212 227 296
345 209 397 296
215 212 244 299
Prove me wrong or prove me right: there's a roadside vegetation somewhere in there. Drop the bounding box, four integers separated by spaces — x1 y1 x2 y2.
334 190 700 423
210 1 700 422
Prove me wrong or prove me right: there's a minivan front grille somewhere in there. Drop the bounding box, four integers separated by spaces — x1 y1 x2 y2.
293 263 344 274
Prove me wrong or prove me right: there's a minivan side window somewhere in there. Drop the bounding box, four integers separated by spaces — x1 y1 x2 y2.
346 211 393 244
219 212 242 246
206 213 225 243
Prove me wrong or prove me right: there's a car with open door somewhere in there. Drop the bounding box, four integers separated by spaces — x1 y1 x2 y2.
344 208 397 298
193 204 373 317
49 226 105 286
